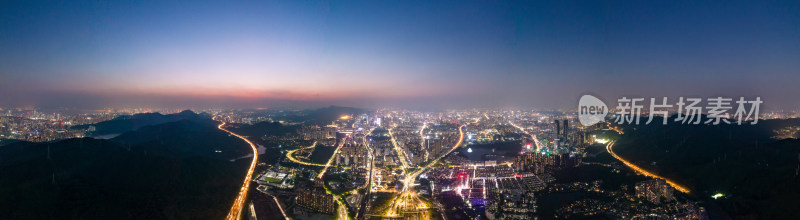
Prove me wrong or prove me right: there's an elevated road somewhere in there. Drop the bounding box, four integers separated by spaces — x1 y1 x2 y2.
217 121 261 220
605 141 690 193
285 141 324 166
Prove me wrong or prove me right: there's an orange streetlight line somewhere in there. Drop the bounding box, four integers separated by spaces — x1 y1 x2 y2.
605 141 690 193
217 121 263 220
286 141 326 167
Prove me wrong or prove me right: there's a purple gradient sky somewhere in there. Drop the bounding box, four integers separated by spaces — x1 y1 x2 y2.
1 1 799 109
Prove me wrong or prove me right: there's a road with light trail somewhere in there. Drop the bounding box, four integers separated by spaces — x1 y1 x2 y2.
385 124 465 218
509 121 541 151
217 121 261 220
597 123 688 193
285 141 325 166
605 141 690 193
318 138 352 219
355 127 377 219
319 140 346 179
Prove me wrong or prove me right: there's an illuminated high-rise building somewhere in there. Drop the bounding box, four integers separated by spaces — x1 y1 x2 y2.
635 179 675 204
554 120 560 141
297 187 336 214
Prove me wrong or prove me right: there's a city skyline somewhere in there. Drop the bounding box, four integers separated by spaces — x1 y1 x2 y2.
2 1 800 219
2 0 799 109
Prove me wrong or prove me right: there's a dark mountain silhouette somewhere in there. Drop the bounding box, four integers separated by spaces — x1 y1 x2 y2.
0 114 251 219
286 105 367 124
611 118 800 219
226 121 300 141
71 110 210 136
111 118 251 160
0 138 23 146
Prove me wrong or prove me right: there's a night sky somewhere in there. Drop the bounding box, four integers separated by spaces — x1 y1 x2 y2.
1 0 799 109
